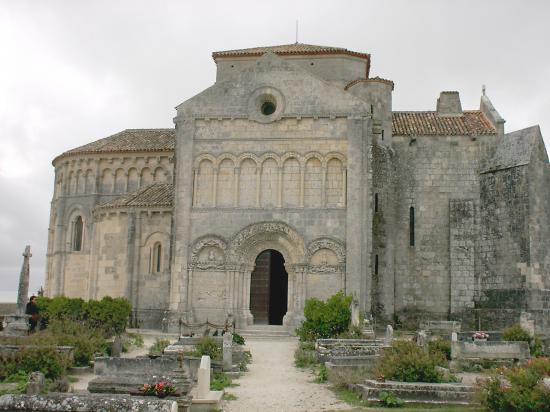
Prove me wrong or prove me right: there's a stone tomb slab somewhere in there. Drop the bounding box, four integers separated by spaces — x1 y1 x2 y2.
356 379 476 405
451 341 530 360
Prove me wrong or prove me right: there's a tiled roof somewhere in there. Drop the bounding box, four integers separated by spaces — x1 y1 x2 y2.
54 129 175 162
97 183 173 210
213 43 370 73
392 111 496 136
345 77 395 91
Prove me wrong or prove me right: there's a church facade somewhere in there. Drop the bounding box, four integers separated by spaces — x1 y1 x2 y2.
44 44 550 333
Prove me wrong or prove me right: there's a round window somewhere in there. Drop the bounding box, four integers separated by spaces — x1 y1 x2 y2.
261 101 276 116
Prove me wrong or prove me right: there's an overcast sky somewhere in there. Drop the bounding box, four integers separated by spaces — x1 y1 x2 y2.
0 0 549 301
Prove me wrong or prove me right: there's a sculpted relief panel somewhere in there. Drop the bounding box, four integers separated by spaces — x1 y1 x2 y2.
193 152 346 209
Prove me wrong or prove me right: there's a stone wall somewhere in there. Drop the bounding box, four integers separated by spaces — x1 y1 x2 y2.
449 199 476 313
391 133 496 316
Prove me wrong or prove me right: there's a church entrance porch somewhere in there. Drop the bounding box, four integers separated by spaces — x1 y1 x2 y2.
250 250 288 325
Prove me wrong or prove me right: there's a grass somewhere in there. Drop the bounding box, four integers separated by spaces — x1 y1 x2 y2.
223 392 238 401
329 385 483 411
210 372 239 391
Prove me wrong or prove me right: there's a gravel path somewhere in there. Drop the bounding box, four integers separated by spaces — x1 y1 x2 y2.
222 338 349 412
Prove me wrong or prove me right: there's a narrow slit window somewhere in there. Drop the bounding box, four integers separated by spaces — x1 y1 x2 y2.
73 216 83 251
374 193 379 212
153 243 162 273
381 130 385 141
409 206 415 247
375 254 379 275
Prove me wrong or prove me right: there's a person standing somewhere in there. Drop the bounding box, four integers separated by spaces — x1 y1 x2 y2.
25 295 39 333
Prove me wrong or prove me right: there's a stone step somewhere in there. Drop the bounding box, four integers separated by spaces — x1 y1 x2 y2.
237 325 293 339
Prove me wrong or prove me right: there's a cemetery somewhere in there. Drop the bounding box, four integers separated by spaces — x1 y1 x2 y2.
1 246 549 411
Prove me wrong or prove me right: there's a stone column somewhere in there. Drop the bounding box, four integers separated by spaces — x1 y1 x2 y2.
192 169 198 207
170 115 195 312
212 167 218 207
283 267 295 326
185 266 194 322
277 166 283 208
321 165 327 208
299 165 305 208
255 166 261 207
233 168 240 207
345 117 371 312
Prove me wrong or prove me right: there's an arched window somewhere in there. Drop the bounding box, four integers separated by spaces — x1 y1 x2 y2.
152 242 162 273
409 206 415 247
73 216 83 251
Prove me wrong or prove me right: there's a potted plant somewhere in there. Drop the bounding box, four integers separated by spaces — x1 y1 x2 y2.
138 381 176 398
472 331 489 342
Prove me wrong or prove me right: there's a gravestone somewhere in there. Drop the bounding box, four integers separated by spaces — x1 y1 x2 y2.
197 356 211 398
351 297 360 328
26 372 45 395
192 355 223 411
2 246 32 336
451 332 458 342
385 325 393 346
111 335 122 357
223 332 233 371
417 330 428 352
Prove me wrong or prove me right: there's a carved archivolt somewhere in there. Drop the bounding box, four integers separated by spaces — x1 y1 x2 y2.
228 221 306 265
307 237 346 274
190 235 228 270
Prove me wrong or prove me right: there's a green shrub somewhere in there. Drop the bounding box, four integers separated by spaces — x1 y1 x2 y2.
85 297 131 335
375 341 450 383
6 347 68 379
37 296 131 336
480 357 550 412
296 292 352 341
232 333 245 346
379 391 404 408
502 325 543 356
149 338 171 355
428 339 452 361
210 372 234 390
193 337 221 360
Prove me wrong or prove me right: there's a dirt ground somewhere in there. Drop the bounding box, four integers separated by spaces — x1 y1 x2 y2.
222 338 349 412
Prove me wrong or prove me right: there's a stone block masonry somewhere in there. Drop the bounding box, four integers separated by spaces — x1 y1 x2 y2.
450 200 476 313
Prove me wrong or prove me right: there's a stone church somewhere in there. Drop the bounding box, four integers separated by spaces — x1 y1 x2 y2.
44 43 550 333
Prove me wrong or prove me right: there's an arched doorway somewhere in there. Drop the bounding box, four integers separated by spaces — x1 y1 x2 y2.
249 249 288 325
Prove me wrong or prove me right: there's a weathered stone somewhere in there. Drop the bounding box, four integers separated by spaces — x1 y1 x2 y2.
2 246 31 337
111 335 123 358
385 325 393 346
197 356 210 399
0 393 178 412
357 379 476 405
42 43 550 336
222 332 233 372
26 372 45 395
451 341 530 360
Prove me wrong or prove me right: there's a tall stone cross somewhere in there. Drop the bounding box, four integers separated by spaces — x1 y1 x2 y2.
16 245 31 316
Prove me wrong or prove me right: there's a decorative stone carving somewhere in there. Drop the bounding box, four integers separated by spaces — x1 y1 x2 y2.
228 221 306 264
307 237 346 264
307 237 346 274
190 236 227 270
